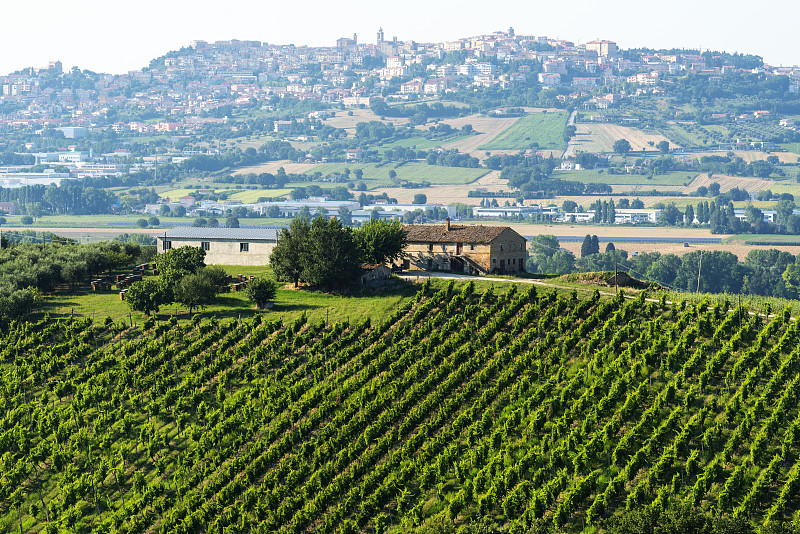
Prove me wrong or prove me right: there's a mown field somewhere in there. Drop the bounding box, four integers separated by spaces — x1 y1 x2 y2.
297 161 490 186
4 281 800 533
551 170 696 186
479 111 568 151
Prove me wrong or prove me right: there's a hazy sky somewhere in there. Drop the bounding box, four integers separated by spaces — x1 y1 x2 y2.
2 0 797 75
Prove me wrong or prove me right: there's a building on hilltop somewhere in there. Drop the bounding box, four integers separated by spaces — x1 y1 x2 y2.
157 227 278 266
399 219 526 275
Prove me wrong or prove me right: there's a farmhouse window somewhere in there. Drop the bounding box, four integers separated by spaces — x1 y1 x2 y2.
428 244 434 252
201 241 210 251
470 244 475 251
163 240 171 251
240 242 249 253
500 245 504 251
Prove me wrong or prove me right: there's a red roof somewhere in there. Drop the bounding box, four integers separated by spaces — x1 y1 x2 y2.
404 223 524 244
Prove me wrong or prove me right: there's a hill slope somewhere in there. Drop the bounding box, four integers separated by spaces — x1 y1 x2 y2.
1 282 799 533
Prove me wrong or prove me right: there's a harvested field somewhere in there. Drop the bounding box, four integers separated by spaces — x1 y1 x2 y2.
680 150 799 164
432 114 521 155
558 240 800 260
686 174 772 193
321 108 409 133
233 162 317 175
572 123 676 153
371 171 504 205
488 222 729 240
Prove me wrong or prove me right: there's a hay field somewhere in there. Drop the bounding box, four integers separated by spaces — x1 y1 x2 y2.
233 162 318 175
686 174 771 193
433 114 521 155
679 150 799 164
557 240 800 259
370 171 505 205
321 108 409 133
573 124 676 153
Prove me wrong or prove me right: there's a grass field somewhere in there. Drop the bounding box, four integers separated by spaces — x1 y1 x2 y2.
478 111 568 151
780 142 800 156
43 265 418 326
226 188 293 202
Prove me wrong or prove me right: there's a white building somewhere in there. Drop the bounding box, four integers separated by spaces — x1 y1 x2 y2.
157 227 278 266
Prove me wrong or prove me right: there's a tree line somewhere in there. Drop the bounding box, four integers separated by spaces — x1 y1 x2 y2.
271 217 407 289
528 234 800 299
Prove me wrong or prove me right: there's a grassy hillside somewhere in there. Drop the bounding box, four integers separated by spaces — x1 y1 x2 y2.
479 111 569 151
2 282 800 533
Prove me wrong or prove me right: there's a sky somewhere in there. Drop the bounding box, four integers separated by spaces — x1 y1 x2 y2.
1 0 797 75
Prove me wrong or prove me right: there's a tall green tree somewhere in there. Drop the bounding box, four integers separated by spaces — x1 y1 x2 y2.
174 272 216 315
613 139 632 154
125 278 165 316
156 247 205 274
684 204 695 225
301 217 361 288
270 216 311 288
245 277 278 309
354 219 408 265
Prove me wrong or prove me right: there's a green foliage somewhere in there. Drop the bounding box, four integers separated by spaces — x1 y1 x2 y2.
155 246 206 275
354 219 408 265
245 276 278 308
7 285 800 532
125 277 165 316
271 216 311 287
301 216 361 288
174 271 216 314
614 138 632 154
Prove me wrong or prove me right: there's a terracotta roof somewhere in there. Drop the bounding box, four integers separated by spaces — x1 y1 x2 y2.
404 224 523 244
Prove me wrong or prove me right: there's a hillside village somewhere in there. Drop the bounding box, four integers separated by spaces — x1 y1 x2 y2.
1 29 799 135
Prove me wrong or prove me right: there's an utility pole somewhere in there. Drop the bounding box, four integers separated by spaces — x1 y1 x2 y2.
615 259 618 293
696 250 703 293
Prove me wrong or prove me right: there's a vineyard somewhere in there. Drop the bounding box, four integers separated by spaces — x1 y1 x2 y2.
3 281 800 533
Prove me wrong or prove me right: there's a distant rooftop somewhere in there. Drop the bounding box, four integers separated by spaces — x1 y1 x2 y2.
161 227 278 240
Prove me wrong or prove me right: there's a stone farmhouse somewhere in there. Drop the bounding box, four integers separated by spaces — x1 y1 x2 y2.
400 219 526 275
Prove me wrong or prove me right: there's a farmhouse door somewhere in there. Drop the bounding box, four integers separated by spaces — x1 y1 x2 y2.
456 242 463 254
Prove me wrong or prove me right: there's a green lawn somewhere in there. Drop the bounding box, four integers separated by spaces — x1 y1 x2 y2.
725 234 800 244
41 264 419 326
551 169 696 186
478 111 569 151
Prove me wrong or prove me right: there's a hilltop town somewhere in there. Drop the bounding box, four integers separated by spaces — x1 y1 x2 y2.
2 28 798 136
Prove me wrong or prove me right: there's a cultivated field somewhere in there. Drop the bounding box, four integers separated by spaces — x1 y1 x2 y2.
552 169 696 186
234 161 488 187
686 173 772 193
572 123 676 153
681 150 800 164
9 282 800 532
558 240 800 260
478 110 569 151
370 170 505 204
433 114 521 155
320 107 409 132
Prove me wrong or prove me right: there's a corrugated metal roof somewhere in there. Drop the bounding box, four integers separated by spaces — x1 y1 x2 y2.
160 227 279 241
404 224 524 244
